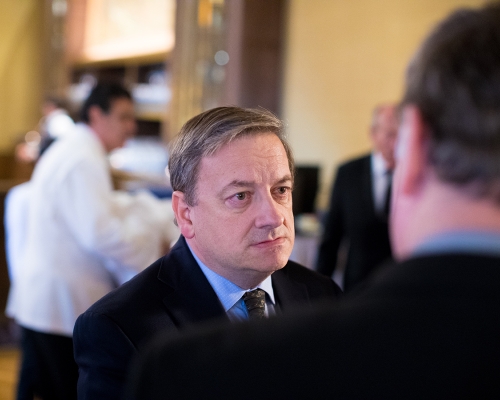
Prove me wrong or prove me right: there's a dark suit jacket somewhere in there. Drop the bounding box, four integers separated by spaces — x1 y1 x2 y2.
316 154 393 291
126 253 500 399
73 236 340 400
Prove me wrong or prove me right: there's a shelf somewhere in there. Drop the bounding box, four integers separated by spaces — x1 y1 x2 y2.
68 60 171 128
135 110 168 122
70 51 171 69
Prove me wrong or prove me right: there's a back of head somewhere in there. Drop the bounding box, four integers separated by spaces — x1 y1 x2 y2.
80 82 132 123
403 3 500 200
168 106 293 206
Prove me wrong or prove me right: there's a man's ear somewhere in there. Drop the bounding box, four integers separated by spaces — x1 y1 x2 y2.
171 191 195 239
397 105 429 195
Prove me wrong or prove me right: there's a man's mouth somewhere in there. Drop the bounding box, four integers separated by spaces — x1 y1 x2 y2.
252 237 286 248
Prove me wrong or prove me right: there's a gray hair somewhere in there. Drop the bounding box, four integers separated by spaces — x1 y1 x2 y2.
168 106 294 206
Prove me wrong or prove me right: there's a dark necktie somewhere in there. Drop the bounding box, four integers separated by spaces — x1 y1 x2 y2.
242 289 266 320
383 170 393 219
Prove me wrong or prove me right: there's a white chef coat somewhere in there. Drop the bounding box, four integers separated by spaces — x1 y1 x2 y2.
42 108 75 138
7 123 179 336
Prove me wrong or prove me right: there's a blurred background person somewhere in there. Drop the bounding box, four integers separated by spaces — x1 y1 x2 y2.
37 96 75 156
5 82 178 400
13 97 75 164
316 104 399 291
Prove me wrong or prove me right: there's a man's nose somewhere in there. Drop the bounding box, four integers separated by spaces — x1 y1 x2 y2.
254 194 284 229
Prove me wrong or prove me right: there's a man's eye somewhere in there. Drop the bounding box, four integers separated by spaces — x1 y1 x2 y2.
226 192 251 208
276 187 290 195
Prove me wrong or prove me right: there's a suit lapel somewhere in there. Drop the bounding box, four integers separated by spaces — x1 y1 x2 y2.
271 264 309 314
361 154 376 217
157 237 229 327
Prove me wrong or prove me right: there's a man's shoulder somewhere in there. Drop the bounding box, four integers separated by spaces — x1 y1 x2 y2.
347 252 500 303
280 260 331 280
336 153 371 175
33 128 101 178
392 252 500 272
82 256 165 317
275 260 342 297
339 153 370 167
78 238 193 320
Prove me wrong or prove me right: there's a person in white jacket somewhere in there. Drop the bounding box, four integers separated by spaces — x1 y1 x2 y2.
5 82 178 400
38 96 76 155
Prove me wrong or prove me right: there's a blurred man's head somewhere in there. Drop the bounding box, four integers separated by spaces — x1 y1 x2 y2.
41 96 66 116
370 104 399 170
169 106 295 289
391 3 500 259
80 82 137 152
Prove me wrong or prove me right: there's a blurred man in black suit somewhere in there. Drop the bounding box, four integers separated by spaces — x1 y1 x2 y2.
126 3 500 399
316 103 398 291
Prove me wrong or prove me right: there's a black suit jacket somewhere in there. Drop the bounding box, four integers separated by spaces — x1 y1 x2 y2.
316 154 393 291
73 236 340 400
126 253 500 399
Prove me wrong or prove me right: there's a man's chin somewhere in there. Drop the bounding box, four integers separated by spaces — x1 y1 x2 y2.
244 241 292 270
258 254 290 273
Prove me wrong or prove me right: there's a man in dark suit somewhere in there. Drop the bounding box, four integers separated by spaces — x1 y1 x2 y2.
73 106 341 400
316 104 398 291
124 4 500 399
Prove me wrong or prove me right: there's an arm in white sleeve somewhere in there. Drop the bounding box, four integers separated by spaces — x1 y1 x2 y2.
58 158 178 275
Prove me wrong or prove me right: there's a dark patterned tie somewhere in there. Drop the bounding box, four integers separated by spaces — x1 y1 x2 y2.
242 289 266 320
383 170 393 219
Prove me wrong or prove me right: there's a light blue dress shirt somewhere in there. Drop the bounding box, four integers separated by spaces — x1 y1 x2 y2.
413 231 500 257
187 244 276 322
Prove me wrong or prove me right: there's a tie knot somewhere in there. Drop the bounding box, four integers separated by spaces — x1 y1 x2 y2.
242 289 266 320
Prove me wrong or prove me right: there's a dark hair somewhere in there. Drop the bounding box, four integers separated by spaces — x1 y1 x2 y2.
403 3 500 199
80 82 132 123
168 106 294 206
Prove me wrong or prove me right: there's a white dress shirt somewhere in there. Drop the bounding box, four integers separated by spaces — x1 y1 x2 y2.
7 123 179 336
371 152 392 214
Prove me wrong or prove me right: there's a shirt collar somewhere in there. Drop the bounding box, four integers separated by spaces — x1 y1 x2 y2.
186 243 276 312
371 152 390 176
413 230 500 257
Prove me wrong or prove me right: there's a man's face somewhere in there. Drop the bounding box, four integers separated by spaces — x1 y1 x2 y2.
90 97 136 152
371 106 399 168
181 133 295 288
